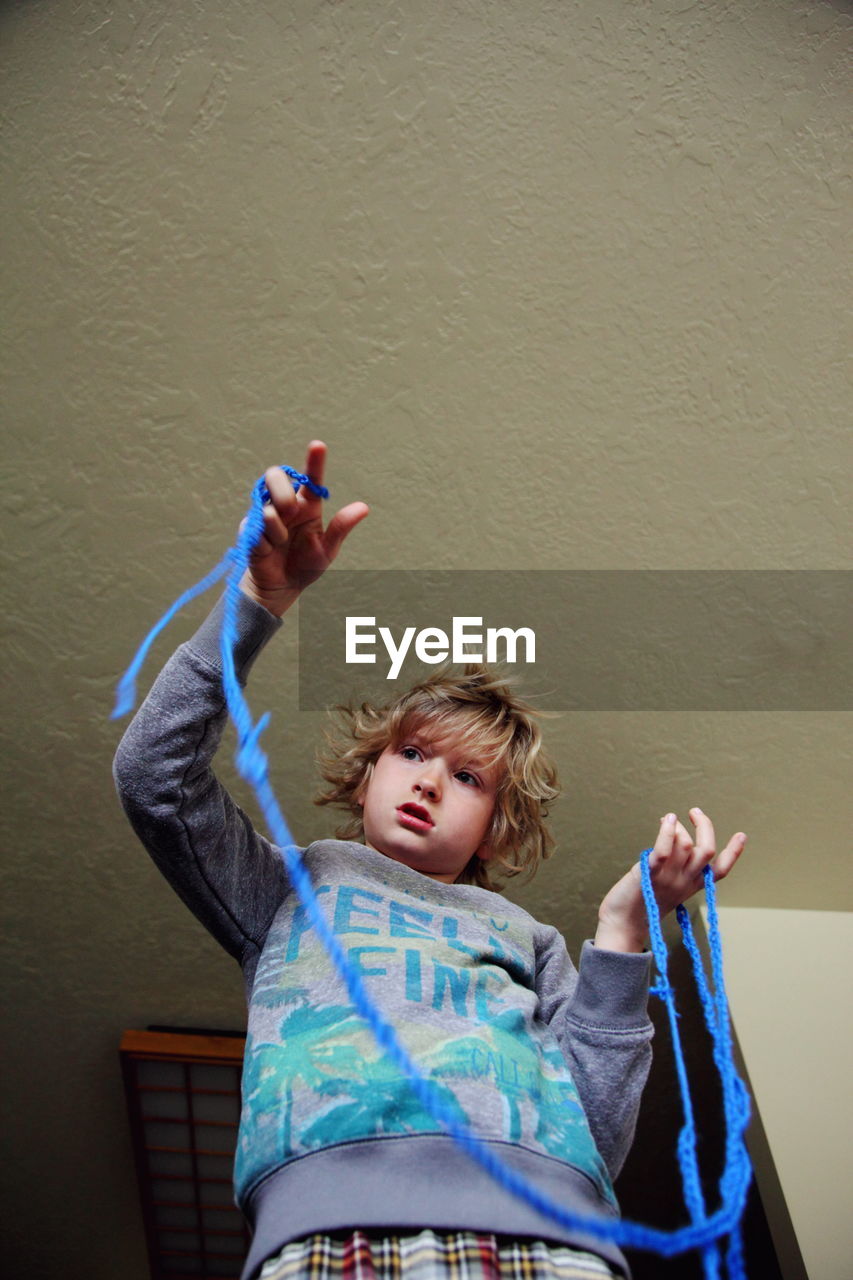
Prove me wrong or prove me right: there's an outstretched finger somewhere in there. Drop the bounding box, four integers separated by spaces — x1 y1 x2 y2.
657 814 693 860
689 806 717 855
670 817 699 875
304 439 327 496
688 806 721 878
322 501 370 561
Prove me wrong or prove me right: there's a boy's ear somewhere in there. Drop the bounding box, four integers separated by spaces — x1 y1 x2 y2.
474 841 494 864
356 760 378 808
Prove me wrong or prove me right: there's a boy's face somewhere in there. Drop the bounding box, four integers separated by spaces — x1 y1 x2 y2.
358 726 500 883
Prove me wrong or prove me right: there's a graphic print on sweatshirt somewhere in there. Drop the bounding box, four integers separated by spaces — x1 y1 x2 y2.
235 876 615 1207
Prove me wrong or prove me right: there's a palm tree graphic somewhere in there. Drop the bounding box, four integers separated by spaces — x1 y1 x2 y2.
302 1053 470 1148
243 999 365 1159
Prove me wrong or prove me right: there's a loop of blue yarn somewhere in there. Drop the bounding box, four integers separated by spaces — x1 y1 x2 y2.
114 466 752 1273
676 905 750 1277
259 465 329 505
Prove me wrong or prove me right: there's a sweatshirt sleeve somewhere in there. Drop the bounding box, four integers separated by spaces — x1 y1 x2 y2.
535 927 654 1179
112 591 296 971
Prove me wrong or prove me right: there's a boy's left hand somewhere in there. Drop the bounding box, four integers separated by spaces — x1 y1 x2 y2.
594 809 746 953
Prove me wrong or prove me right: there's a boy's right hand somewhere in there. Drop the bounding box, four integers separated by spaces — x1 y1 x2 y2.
239 441 369 617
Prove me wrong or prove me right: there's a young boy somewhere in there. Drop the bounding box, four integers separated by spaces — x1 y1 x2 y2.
113 442 746 1280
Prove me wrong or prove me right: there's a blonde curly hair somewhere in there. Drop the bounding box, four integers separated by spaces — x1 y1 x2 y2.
315 665 560 891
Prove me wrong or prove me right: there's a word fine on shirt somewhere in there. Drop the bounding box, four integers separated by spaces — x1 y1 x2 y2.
277 882 529 1025
345 616 537 679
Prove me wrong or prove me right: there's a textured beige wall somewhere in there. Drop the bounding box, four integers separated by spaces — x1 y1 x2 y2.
2 2 850 1276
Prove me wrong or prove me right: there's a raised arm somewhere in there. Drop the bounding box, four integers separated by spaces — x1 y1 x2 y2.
113 442 368 972
113 594 288 967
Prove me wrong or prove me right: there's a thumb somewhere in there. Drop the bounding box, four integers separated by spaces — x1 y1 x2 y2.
322 502 370 561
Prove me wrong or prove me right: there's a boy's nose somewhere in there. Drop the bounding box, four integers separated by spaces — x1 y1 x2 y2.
414 774 440 802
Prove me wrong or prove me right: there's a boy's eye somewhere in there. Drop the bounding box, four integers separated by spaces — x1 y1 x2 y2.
455 770 479 787
400 746 422 761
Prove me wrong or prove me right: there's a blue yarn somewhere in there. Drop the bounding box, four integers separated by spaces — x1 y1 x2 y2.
110 468 327 722
111 550 235 719
114 466 753 1274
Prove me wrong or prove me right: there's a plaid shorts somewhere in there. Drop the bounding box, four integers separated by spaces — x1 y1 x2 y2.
258 1230 619 1279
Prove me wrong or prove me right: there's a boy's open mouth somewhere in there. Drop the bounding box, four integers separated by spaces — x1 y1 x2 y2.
397 803 434 830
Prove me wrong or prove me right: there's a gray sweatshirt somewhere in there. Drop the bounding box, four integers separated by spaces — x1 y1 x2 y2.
113 593 654 1280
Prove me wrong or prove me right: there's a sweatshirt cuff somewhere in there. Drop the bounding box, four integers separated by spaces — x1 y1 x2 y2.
185 590 283 682
571 939 652 1029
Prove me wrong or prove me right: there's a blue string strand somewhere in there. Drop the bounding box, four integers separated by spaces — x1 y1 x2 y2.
112 550 235 719
639 850 720 1280
113 465 753 1272
677 890 752 1276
